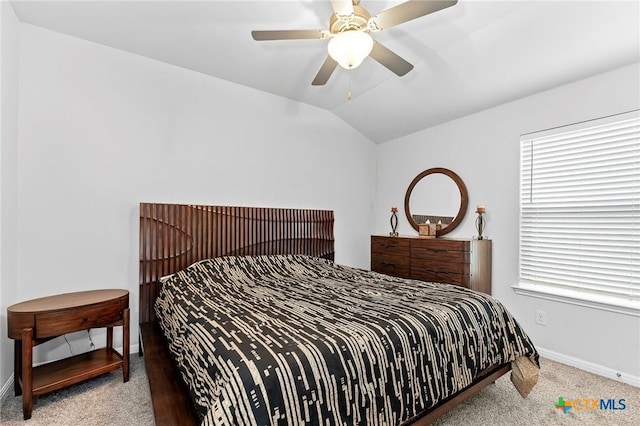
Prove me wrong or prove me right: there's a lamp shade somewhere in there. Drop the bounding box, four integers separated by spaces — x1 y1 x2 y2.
327 31 373 69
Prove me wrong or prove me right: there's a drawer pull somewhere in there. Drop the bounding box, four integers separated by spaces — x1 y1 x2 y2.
430 248 448 253
382 261 397 266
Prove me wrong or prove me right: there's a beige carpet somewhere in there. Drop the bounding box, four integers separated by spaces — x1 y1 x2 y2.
1 356 638 425
433 358 639 426
0 354 154 425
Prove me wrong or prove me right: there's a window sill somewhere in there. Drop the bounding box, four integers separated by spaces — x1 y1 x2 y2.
512 282 640 317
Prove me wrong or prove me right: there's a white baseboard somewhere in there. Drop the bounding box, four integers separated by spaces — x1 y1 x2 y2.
0 373 14 402
537 346 640 388
0 343 140 402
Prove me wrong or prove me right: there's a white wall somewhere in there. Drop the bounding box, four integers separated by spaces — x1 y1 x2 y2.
375 63 640 381
0 0 21 394
1 22 376 374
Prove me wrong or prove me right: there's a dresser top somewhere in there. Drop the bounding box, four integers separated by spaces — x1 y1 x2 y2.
8 289 128 314
372 235 481 241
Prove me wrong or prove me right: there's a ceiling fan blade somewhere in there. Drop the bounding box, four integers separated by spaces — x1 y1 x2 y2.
369 42 414 76
312 56 338 86
251 29 329 41
369 0 457 31
331 0 354 17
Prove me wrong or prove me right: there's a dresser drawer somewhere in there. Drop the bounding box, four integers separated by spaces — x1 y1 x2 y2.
35 302 124 338
411 239 470 263
411 258 470 275
411 239 469 251
371 252 411 278
372 250 410 267
371 236 410 254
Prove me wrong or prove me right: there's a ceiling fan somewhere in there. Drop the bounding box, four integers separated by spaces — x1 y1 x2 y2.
251 0 458 86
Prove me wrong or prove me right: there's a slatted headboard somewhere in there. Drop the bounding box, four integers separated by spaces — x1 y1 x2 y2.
139 203 335 323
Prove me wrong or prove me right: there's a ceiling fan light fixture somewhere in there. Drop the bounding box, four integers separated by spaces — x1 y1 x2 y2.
327 31 373 69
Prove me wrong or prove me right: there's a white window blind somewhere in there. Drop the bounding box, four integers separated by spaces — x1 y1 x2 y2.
519 111 639 306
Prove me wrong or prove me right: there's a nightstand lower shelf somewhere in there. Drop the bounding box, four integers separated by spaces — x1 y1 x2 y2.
28 347 124 396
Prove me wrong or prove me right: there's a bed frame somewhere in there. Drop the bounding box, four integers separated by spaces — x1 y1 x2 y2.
138 202 510 425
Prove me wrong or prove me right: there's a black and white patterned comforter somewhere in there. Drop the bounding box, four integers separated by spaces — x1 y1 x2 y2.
155 255 538 425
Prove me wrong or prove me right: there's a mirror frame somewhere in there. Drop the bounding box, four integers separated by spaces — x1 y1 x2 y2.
404 167 469 237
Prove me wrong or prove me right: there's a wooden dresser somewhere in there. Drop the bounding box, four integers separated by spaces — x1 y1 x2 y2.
371 235 492 294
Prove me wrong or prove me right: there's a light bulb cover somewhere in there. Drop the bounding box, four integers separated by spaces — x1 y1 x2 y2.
327 31 373 69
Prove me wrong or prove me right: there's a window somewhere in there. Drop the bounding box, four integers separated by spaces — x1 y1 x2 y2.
516 111 639 315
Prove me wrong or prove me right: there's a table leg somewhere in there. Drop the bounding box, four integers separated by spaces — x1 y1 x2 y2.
21 328 33 420
123 308 130 382
14 340 22 396
106 326 113 350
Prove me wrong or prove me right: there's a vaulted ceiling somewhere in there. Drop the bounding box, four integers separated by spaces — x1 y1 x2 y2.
10 0 640 143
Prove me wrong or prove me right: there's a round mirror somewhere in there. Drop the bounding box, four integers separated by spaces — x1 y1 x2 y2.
404 168 468 237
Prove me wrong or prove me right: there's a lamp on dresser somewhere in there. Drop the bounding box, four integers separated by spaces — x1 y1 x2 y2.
475 205 487 240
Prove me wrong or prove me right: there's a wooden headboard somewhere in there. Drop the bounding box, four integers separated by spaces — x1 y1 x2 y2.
139 203 335 324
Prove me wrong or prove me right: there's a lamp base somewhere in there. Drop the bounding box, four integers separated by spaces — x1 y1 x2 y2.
475 212 486 240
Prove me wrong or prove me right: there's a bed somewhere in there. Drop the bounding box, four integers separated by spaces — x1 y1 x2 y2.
139 203 539 425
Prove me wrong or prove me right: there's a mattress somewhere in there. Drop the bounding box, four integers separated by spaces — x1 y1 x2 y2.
155 255 539 425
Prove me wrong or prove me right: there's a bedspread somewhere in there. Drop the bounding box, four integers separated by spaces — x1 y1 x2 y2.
155 255 538 425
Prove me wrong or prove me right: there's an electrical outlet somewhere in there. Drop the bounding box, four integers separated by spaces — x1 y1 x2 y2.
535 310 547 326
